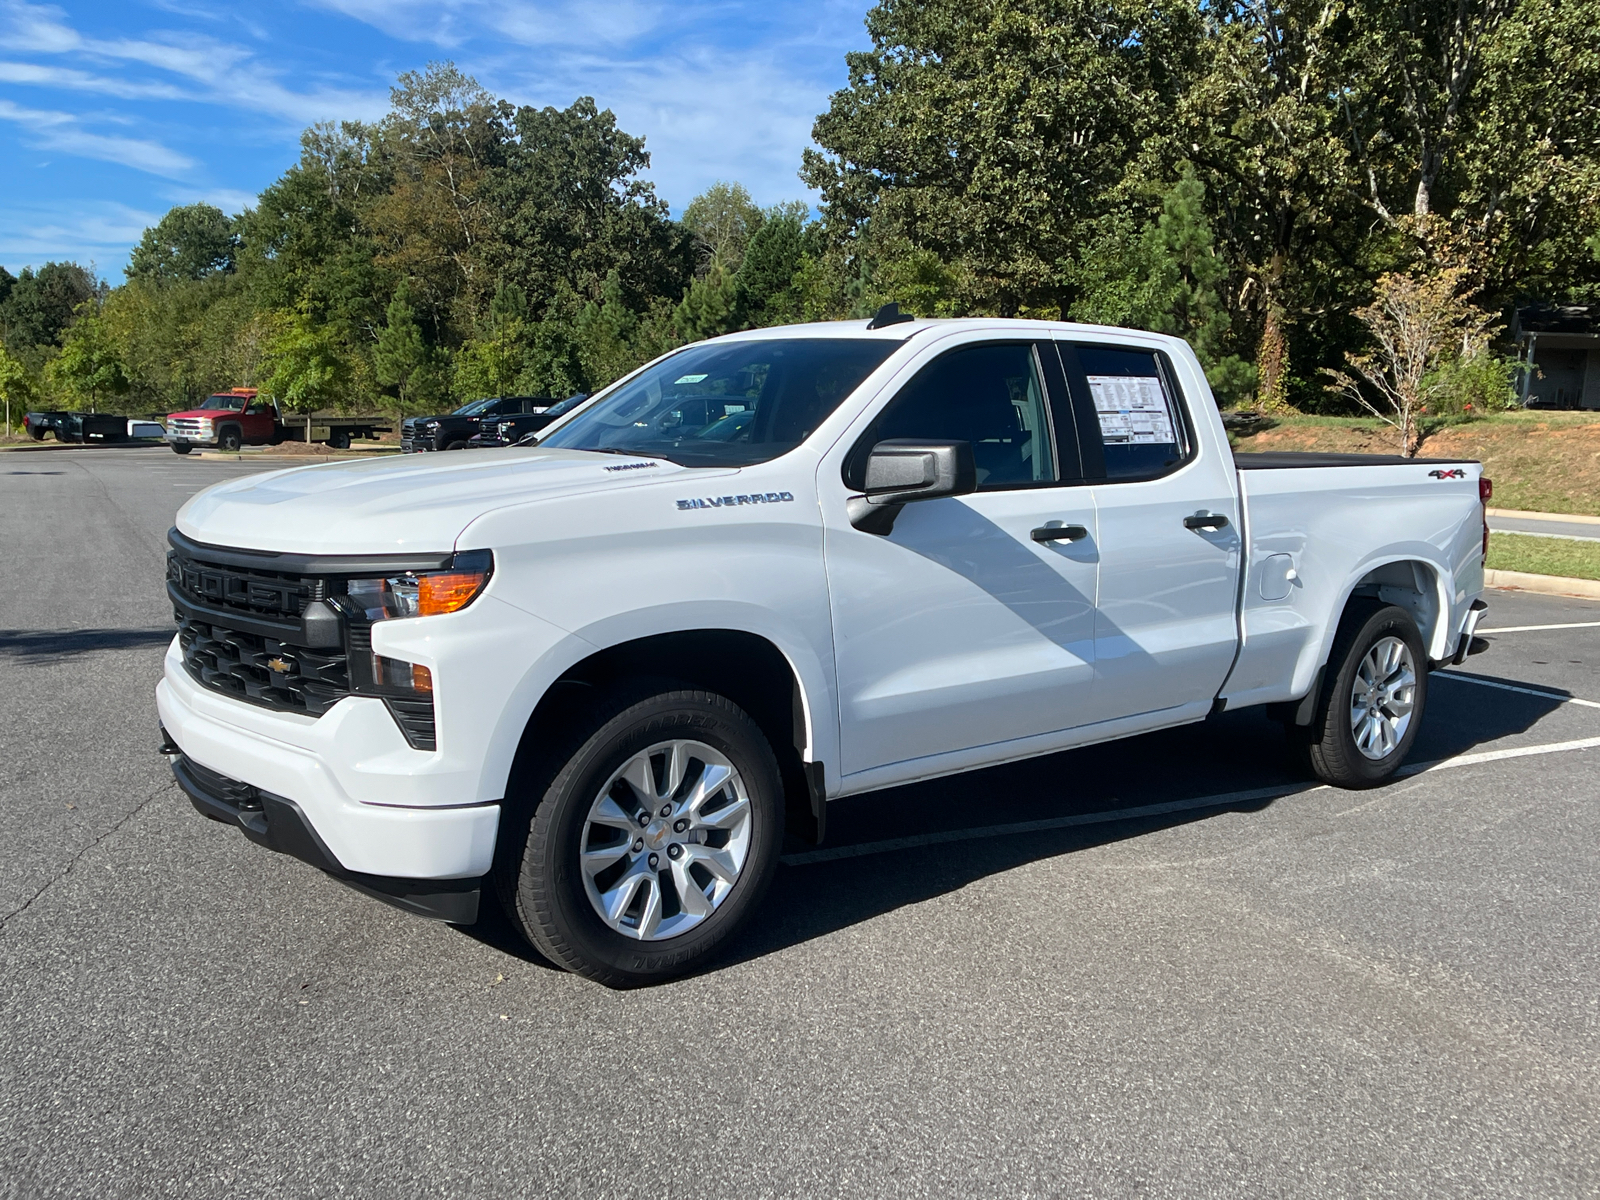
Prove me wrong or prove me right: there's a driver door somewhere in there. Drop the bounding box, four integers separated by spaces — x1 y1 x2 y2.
823 339 1101 783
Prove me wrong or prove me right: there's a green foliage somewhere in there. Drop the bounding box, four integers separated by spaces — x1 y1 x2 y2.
1071 166 1256 405
259 310 354 413
673 265 745 343
0 344 31 432
46 302 129 409
1423 352 1520 421
374 286 447 410
0 262 99 354
682 182 765 273
738 208 809 324
126 204 237 281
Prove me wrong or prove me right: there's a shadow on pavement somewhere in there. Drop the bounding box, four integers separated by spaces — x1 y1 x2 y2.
449 664 1568 981
0 628 174 658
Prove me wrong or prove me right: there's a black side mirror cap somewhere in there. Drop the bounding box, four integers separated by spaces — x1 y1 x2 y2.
847 439 976 533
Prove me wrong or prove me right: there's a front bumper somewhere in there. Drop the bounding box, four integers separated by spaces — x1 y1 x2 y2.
166 743 483 922
157 648 500 881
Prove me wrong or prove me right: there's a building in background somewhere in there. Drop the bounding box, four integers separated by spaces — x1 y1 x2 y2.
1514 305 1600 409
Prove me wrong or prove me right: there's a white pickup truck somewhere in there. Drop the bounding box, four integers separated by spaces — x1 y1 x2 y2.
157 315 1491 985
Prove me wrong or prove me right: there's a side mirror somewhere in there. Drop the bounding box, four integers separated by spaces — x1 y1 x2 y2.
847 439 976 534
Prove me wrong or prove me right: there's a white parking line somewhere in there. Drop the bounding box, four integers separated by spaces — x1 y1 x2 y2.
782 734 1600 867
1434 672 1600 710
1478 621 1600 634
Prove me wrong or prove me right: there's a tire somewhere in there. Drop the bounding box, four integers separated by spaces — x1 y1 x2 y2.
499 685 785 987
443 438 469 451
218 427 241 453
327 431 350 450
171 442 192 455
1302 603 1428 788
28 427 45 441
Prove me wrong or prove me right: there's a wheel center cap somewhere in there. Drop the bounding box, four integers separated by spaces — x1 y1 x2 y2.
647 824 669 848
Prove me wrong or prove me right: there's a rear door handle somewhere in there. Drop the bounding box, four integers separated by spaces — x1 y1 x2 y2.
1183 513 1229 530
1031 524 1089 542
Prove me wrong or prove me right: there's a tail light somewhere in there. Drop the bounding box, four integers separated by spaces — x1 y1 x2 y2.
1480 477 1492 559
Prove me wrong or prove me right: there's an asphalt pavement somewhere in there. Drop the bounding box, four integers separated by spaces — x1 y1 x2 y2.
1489 511 1600 543
3 447 1598 1198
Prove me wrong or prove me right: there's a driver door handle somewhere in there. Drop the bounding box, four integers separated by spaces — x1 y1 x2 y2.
1183 512 1230 530
1031 524 1090 543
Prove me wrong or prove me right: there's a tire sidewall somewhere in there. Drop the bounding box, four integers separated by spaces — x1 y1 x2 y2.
1323 606 1429 784
518 691 783 985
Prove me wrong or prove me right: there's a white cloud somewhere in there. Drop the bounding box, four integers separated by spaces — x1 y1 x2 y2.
0 97 195 175
0 199 160 274
0 59 190 99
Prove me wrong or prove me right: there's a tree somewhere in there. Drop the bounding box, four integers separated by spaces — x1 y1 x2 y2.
738 206 810 324
803 0 1202 316
484 97 693 320
0 262 99 353
1324 268 1493 456
126 204 237 281
682 182 765 273
1072 166 1256 404
259 310 354 414
374 286 446 412
0 345 30 436
47 301 129 410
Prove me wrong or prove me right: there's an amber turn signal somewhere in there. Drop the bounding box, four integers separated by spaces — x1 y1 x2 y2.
419 569 489 616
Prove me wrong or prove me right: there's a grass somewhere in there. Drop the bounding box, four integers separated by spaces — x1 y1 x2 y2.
1486 532 1600 581
1229 409 1600 516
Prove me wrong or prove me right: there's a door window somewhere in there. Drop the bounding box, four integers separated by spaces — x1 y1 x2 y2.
1060 344 1191 481
848 342 1059 490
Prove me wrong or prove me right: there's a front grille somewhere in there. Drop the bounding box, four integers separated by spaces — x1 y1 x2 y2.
168 550 313 620
177 612 349 716
169 418 208 436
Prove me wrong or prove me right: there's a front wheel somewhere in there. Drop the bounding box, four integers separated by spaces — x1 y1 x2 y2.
170 442 192 455
1303 603 1428 788
500 686 785 986
218 428 241 453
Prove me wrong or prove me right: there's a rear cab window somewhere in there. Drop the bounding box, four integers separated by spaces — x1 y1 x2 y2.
1054 342 1193 482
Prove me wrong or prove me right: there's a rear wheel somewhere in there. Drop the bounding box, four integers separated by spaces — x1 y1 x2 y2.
28 427 45 441
326 430 350 450
499 685 784 987
1302 603 1428 788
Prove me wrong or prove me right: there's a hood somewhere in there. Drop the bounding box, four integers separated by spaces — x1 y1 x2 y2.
176 447 727 555
168 407 243 420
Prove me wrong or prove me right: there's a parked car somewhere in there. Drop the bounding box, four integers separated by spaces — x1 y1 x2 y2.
157 315 1491 986
166 390 389 454
401 396 554 452
466 394 590 447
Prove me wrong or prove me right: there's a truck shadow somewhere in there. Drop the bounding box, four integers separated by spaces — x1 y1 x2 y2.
714 673 1569 975
0 628 175 658
455 668 1572 980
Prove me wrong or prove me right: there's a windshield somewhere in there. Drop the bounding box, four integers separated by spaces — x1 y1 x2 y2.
451 397 501 417
538 339 897 467
199 394 248 411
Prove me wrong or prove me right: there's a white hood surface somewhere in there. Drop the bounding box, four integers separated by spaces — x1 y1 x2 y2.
177 448 717 555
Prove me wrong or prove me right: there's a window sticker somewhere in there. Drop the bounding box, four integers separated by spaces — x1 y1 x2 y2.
1086 375 1176 444
674 373 709 384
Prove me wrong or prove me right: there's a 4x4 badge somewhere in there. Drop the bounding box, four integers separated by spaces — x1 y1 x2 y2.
1427 468 1467 480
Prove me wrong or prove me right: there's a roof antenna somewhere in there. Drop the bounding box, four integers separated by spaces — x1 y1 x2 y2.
866 302 916 330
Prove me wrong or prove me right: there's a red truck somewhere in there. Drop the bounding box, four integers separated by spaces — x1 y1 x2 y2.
165 390 390 455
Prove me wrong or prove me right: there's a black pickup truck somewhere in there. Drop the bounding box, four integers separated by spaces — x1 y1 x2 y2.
466 394 589 447
24 411 152 443
401 396 554 452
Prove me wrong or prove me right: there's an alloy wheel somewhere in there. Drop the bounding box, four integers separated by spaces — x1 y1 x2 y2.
579 739 753 941
1348 635 1417 760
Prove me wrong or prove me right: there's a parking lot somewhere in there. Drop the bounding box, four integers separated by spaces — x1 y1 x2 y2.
3 447 1598 1197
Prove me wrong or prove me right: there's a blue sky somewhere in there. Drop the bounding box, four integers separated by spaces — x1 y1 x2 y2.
0 0 873 280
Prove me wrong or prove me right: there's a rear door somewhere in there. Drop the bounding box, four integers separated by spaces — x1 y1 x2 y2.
824 338 1100 780
1054 341 1242 724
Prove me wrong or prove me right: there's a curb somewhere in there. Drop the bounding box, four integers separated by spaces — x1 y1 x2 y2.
1487 507 1600 525
1485 569 1600 600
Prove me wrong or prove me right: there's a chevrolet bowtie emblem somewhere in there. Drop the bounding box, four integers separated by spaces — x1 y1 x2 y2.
266 657 292 674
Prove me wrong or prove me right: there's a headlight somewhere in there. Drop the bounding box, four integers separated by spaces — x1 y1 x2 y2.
343 550 493 621
425 420 440 430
